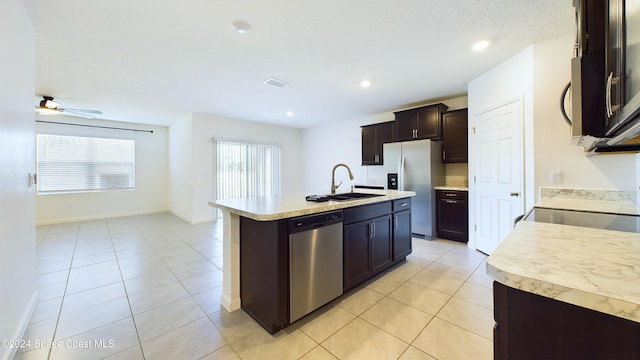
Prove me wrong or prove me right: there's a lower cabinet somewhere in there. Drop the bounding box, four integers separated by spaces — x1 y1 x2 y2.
494 281 640 359
343 200 411 292
240 217 289 334
343 214 392 290
436 190 468 242
392 198 412 261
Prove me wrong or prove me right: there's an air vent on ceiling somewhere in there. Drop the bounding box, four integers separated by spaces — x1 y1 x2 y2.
263 77 288 88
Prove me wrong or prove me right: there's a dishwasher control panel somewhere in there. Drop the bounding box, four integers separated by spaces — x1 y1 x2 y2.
288 211 343 234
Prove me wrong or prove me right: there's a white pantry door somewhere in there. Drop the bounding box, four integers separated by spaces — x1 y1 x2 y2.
474 98 524 255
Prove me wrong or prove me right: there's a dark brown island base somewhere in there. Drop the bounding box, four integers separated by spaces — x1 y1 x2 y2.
211 190 416 334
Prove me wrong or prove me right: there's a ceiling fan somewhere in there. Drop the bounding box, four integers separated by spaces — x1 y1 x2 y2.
35 96 103 119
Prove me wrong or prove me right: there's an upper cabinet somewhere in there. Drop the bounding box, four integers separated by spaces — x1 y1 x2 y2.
441 109 468 163
393 103 448 141
361 121 394 165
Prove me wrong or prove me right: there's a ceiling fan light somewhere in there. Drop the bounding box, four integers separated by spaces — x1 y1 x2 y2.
44 99 59 109
39 98 59 109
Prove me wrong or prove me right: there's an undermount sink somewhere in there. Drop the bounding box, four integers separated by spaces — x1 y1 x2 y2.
329 192 385 201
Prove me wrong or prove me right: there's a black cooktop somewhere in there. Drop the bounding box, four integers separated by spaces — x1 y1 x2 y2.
523 207 640 233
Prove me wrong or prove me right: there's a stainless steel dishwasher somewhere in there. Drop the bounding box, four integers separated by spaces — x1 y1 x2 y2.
289 210 343 322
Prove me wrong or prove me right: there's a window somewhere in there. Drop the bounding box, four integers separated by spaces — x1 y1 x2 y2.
216 139 281 200
36 134 135 194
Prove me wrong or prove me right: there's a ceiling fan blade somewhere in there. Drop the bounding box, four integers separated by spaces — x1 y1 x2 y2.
59 108 103 115
58 109 97 119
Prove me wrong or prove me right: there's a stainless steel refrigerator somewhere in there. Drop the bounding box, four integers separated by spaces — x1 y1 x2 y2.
383 139 445 239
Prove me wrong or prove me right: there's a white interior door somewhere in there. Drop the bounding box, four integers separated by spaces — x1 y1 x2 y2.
474 98 524 255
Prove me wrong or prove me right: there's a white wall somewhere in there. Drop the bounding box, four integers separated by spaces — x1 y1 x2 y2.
36 117 169 224
168 115 194 221
168 113 304 223
467 34 640 250
468 45 535 250
301 97 468 194
533 34 638 192
0 1 37 359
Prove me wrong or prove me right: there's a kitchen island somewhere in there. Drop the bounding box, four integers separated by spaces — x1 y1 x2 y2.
486 188 640 358
209 189 415 333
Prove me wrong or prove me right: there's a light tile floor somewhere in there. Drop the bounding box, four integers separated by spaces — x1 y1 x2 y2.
16 212 493 360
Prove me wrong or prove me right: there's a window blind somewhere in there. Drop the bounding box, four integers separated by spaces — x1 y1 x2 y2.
36 134 135 194
216 140 281 200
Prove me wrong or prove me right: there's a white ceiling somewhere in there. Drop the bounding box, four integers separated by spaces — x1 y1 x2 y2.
23 0 574 128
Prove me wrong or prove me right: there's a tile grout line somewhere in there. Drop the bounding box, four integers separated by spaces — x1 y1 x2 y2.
107 217 147 360
46 223 81 360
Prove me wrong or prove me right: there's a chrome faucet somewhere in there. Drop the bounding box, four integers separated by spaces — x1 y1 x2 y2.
331 163 354 194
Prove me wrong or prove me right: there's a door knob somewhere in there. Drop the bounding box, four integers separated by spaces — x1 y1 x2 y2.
510 192 520 197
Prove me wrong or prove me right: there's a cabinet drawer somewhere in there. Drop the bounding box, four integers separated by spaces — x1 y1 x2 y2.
437 190 467 201
392 198 411 212
343 201 392 225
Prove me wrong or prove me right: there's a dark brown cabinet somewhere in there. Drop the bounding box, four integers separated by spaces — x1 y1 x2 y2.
494 281 640 359
392 198 412 261
435 190 468 242
240 217 289 334
441 109 468 163
344 217 392 289
343 201 397 291
394 103 448 142
361 121 394 165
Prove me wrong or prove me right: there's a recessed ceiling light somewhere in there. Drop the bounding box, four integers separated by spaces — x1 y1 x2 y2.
360 80 371 88
231 21 251 34
472 40 490 51
286 111 294 117
264 77 288 87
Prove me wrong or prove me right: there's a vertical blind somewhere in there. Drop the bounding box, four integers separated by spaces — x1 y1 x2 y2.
36 134 135 194
216 139 281 200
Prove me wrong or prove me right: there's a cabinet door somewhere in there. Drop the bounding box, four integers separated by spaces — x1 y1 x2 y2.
394 110 416 142
362 122 394 166
371 215 392 273
436 192 468 242
442 109 468 163
416 106 442 140
343 221 371 290
376 122 394 164
361 126 377 165
393 210 412 261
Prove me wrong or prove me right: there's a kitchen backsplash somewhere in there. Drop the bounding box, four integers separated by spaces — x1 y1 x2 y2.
540 187 638 203
444 163 468 188
363 163 469 188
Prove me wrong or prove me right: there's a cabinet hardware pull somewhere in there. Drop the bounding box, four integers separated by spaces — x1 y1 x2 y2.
445 193 457 197
399 202 408 206
510 192 520 197
394 215 398 229
445 200 458 204
372 222 376 238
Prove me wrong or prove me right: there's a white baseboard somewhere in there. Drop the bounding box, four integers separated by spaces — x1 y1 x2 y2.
2 291 38 360
168 210 217 224
36 209 170 226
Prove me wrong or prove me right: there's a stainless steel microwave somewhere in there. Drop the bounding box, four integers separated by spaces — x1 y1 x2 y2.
569 0 640 153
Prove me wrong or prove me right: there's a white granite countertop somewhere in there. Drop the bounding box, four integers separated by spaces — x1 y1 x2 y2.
209 190 415 221
488 187 640 323
434 186 468 191
487 221 640 323
536 198 640 216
